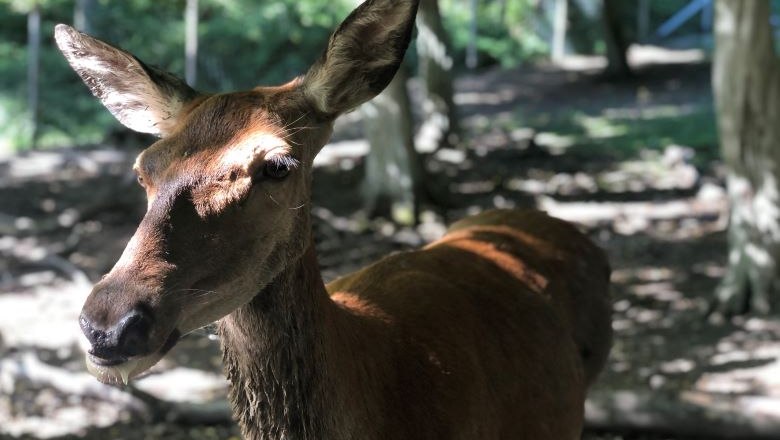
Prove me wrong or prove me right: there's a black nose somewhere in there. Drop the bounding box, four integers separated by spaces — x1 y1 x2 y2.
80 307 153 364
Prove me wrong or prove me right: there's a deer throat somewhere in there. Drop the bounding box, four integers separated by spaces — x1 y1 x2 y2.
218 243 334 440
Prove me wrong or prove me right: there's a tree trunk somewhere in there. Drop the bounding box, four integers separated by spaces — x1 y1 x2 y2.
466 0 478 69
602 0 632 78
416 0 460 151
73 0 94 33
27 3 40 150
637 0 649 43
551 0 568 62
361 67 422 225
711 0 780 316
185 0 199 87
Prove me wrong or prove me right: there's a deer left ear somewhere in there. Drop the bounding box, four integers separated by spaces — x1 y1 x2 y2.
54 24 199 137
302 0 419 117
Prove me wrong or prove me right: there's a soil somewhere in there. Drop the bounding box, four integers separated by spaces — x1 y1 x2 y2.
2 57 777 440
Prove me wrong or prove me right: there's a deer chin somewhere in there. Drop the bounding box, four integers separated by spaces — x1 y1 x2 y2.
85 330 181 385
85 354 157 385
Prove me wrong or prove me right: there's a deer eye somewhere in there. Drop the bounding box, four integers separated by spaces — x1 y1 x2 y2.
261 156 299 180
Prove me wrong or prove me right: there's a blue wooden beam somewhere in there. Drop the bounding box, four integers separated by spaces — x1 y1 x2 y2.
656 0 711 38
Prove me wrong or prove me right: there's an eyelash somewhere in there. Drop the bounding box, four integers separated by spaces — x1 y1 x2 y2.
258 155 300 180
269 155 300 170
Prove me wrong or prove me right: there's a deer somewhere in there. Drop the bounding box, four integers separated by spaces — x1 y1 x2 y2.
54 1 612 439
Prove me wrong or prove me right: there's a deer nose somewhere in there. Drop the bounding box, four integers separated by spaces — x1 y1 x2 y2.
79 308 153 364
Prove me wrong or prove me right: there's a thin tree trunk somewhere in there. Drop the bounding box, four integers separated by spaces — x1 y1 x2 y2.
361 68 422 225
551 0 568 62
637 0 649 43
466 0 478 69
602 0 632 78
185 0 198 87
27 3 40 150
416 0 460 151
73 0 94 33
711 0 780 316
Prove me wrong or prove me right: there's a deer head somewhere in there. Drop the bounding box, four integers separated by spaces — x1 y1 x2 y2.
55 0 419 384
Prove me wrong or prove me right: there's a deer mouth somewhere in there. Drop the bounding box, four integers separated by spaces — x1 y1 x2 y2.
88 354 128 367
85 330 181 385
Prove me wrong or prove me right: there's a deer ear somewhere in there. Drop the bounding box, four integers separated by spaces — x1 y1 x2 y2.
302 0 419 117
54 24 199 137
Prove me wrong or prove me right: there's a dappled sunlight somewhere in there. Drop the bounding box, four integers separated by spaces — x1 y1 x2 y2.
134 367 228 403
627 45 706 67
629 282 684 303
534 131 577 151
610 266 696 309
539 192 727 238
0 350 139 438
454 88 519 107
578 114 630 140
0 148 130 183
313 139 369 168
696 330 780 397
529 103 716 161
0 283 87 351
602 103 702 121
0 7 763 434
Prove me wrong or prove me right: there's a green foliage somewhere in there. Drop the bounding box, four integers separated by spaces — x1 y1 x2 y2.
435 0 713 67
0 0 723 153
440 0 548 68
523 103 718 166
196 0 350 90
0 0 352 152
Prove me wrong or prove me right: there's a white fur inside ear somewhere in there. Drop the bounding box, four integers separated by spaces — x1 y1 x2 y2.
54 24 194 137
101 86 187 136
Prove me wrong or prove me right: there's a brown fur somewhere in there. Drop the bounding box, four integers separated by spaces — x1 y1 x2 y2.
220 209 611 440
55 1 611 438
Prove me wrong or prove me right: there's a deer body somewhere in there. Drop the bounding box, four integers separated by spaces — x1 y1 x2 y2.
54 1 612 439
222 210 610 440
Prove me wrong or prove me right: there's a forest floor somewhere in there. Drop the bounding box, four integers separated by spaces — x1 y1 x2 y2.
2 49 780 439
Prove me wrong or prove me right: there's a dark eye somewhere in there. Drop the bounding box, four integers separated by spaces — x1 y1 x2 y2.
136 174 145 187
261 156 299 180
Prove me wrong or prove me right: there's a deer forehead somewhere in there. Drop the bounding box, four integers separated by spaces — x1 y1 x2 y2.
218 132 292 171
133 92 299 180
134 131 291 179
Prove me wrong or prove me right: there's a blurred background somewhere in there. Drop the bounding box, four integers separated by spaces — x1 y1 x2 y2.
2 0 780 439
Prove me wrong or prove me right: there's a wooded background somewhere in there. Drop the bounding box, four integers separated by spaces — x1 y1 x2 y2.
0 0 723 152
3 0 780 439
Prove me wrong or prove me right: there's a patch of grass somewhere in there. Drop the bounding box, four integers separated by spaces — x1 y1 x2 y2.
520 103 719 167
0 95 30 154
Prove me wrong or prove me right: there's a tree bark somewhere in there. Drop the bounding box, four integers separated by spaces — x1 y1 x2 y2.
637 0 649 43
361 67 423 225
711 0 780 316
466 0 478 69
551 0 568 62
416 0 460 151
73 0 94 33
27 2 40 150
602 0 632 78
185 0 199 87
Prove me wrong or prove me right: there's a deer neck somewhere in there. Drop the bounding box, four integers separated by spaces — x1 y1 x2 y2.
217 241 337 440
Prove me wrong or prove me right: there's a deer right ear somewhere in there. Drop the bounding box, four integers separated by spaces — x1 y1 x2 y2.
54 24 199 137
302 0 419 117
